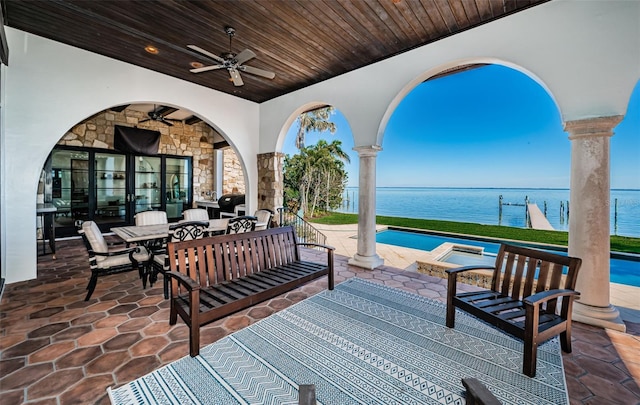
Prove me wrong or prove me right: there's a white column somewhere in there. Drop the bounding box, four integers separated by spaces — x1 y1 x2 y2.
564 115 625 332
213 149 223 199
349 145 384 269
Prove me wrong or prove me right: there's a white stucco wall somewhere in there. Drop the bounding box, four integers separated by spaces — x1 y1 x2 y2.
2 28 259 283
259 0 640 152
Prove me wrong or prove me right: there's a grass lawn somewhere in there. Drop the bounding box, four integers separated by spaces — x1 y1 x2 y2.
310 212 640 254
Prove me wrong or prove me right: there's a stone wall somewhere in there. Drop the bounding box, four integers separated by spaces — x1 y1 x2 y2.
223 149 245 195
56 107 245 205
257 152 284 212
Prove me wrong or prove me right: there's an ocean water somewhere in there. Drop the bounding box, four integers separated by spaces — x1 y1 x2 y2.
338 187 640 238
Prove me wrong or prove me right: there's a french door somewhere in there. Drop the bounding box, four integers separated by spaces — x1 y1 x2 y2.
49 147 191 236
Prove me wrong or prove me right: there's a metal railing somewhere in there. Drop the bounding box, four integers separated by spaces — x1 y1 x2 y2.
276 207 327 246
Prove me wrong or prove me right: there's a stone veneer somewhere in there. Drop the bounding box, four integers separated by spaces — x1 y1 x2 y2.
56 107 245 205
257 152 284 213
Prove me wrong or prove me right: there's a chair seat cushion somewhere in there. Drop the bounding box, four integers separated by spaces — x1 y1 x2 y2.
96 248 149 269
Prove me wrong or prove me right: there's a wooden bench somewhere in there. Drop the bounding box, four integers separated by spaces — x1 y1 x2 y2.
446 243 582 377
166 225 335 356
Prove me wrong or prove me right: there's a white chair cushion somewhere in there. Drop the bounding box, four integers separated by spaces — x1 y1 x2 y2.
96 247 150 269
183 209 209 221
135 211 168 226
82 221 109 258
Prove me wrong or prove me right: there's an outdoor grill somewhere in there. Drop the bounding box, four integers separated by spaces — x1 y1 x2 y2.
217 194 245 216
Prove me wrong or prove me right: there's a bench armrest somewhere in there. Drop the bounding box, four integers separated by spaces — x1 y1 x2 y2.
166 271 201 291
296 242 335 290
524 289 580 306
445 265 496 275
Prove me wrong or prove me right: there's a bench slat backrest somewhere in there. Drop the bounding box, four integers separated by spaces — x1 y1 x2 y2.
491 244 581 314
168 226 301 289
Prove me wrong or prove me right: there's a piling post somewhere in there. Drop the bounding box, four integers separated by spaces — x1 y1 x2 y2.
614 198 618 235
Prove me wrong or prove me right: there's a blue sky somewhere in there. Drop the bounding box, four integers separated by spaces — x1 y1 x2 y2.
283 65 639 189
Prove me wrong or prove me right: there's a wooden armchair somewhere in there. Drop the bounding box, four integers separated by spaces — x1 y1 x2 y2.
446 243 581 377
78 221 149 301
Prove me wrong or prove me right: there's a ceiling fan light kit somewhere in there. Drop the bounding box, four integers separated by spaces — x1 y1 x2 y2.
188 26 275 86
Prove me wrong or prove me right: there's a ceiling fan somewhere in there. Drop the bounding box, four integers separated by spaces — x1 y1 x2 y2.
138 105 181 126
187 26 275 86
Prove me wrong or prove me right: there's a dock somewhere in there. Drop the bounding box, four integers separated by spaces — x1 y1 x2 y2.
527 203 554 230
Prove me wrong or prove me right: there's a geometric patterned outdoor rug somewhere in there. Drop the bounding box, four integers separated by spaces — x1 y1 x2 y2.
108 278 568 405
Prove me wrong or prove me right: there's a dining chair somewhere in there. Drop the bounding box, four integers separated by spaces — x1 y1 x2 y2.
134 210 168 226
254 209 273 231
150 220 210 299
183 208 209 222
78 221 149 301
226 215 258 234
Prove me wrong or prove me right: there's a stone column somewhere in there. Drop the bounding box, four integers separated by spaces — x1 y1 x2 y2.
564 115 625 332
257 152 284 213
349 145 384 269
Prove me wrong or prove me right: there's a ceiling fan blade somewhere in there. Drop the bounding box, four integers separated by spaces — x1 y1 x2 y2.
187 44 225 63
239 65 276 79
235 49 256 65
190 64 225 73
139 118 151 123
161 119 174 127
229 68 244 86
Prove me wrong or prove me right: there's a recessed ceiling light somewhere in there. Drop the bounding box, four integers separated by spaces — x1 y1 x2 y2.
190 61 204 69
145 45 159 55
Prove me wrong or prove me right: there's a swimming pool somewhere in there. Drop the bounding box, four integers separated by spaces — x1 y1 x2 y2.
376 229 640 287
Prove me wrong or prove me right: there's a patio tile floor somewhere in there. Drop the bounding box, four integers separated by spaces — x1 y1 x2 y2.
1 238 638 404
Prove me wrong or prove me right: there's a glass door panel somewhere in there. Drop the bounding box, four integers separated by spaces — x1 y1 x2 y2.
94 152 127 225
134 156 162 214
165 157 190 220
51 149 89 234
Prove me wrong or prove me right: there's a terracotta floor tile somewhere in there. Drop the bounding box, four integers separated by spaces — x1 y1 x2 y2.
114 356 160 384
2 337 50 359
0 238 637 404
29 341 76 363
102 332 142 351
77 328 118 346
86 350 130 375
61 374 115 405
130 336 170 357
55 346 103 369
578 373 639 404
26 369 84 400
0 362 53 390
0 357 25 376
27 322 69 338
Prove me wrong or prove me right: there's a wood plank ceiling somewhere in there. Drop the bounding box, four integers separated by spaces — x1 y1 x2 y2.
2 0 547 103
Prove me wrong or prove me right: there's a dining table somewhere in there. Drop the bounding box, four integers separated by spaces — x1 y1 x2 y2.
111 219 230 244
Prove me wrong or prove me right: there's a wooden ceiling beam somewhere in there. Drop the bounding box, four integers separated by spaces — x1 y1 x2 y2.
185 116 202 125
0 3 9 65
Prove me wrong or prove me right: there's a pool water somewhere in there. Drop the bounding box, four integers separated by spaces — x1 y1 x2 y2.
376 229 640 287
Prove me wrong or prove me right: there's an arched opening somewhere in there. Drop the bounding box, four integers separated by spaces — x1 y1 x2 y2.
279 105 357 218
374 63 573 230
35 103 247 237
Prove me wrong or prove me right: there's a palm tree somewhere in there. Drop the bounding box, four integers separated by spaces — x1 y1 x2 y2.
284 140 349 217
295 106 337 149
